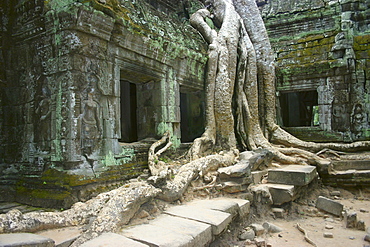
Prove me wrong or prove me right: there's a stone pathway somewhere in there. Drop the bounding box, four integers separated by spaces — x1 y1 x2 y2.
0 198 250 247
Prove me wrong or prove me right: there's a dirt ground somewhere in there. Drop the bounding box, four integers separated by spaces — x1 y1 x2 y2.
210 185 370 247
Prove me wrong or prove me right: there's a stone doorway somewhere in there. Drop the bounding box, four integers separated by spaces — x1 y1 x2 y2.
280 90 319 127
180 90 205 143
120 80 138 143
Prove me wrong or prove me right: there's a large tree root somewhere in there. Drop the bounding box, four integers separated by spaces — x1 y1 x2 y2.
148 131 173 183
0 182 160 246
158 150 237 202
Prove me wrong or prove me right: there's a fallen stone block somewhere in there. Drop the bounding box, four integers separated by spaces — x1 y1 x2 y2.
323 232 334 238
0 233 54 247
265 184 295 205
357 220 366 231
263 222 282 233
268 165 317 186
80 232 148 247
271 208 285 218
365 234 370 242
250 223 265 236
238 228 255 241
255 237 266 247
316 196 344 216
344 210 358 228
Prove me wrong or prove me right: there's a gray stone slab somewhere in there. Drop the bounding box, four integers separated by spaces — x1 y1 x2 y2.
226 198 251 217
316 196 344 216
80 232 148 247
149 214 213 247
188 198 250 218
0 233 54 247
251 170 268 184
37 226 82 247
164 205 232 235
121 222 195 247
265 184 295 205
268 165 317 186
187 198 240 216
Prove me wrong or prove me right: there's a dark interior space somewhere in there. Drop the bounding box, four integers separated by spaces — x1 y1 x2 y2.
120 80 138 142
280 90 319 127
180 91 205 142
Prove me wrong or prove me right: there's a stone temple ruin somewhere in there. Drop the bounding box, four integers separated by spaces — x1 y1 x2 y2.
0 0 370 210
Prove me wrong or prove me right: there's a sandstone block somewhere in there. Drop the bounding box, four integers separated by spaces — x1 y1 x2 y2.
316 196 344 216
265 184 295 205
268 165 317 186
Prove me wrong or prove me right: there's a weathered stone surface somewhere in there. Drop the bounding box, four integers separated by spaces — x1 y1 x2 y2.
188 198 250 218
238 228 255 240
365 234 370 242
218 160 251 178
145 214 213 247
221 182 249 193
250 224 265 236
164 205 232 235
272 208 286 219
37 226 82 247
239 149 274 170
187 199 239 216
265 184 295 205
80 232 148 247
251 170 268 184
0 233 54 247
316 196 344 216
263 222 283 233
121 221 195 247
268 165 318 186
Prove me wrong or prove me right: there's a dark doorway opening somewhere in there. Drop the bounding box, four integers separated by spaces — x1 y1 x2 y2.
120 80 138 142
280 90 319 127
180 91 205 142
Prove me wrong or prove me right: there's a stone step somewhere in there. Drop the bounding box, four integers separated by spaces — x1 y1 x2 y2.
0 233 54 247
120 197 249 247
331 160 370 171
80 232 149 247
164 205 233 235
36 226 83 247
121 214 212 247
267 165 318 186
264 184 295 205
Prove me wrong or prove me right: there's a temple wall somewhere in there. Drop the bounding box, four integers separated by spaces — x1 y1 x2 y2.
0 0 206 207
261 0 370 141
